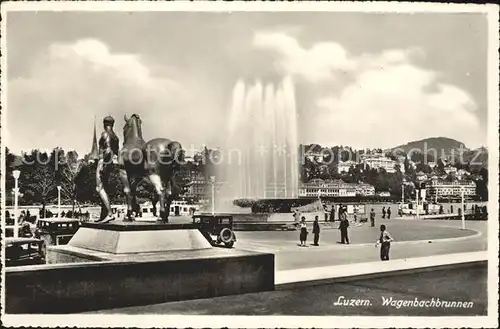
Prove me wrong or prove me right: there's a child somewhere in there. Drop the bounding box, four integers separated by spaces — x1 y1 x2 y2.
299 217 308 247
375 224 394 261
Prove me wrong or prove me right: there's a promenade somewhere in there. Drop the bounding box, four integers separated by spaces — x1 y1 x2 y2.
236 219 487 270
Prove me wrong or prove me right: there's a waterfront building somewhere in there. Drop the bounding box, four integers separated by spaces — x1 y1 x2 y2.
298 178 375 198
427 179 476 200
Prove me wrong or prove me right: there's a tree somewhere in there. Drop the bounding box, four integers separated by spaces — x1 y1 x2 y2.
445 173 455 182
75 161 99 204
416 162 432 174
56 150 85 215
5 147 22 192
19 150 57 213
436 158 446 174
404 157 415 176
475 167 488 201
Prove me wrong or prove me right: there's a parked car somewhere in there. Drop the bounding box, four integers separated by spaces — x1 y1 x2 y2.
5 237 46 267
192 214 237 248
36 218 80 246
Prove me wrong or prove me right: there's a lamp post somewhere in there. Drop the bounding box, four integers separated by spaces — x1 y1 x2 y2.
13 170 21 238
415 187 419 220
401 178 406 206
209 176 216 216
57 186 62 218
461 185 465 230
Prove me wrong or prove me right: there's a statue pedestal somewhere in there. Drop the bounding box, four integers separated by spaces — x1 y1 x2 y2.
6 221 274 313
64 221 212 256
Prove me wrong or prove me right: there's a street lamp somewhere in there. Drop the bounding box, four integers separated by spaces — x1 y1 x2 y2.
209 176 216 216
461 185 465 230
401 178 406 205
415 182 421 221
13 170 21 238
57 186 62 218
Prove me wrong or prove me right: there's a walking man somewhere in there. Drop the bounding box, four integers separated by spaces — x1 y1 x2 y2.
382 206 386 219
375 224 394 261
313 215 320 246
387 207 391 219
96 116 120 223
370 208 376 227
339 217 350 244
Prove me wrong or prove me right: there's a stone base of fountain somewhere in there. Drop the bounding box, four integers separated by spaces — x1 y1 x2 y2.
5 221 275 313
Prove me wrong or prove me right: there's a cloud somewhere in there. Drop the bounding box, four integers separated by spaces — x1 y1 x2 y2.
314 62 480 149
253 31 356 83
253 31 482 149
7 39 220 156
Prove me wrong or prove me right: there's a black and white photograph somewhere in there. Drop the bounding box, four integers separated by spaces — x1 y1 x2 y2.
1 1 498 328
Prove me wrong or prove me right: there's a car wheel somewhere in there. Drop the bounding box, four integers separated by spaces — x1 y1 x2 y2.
219 228 233 244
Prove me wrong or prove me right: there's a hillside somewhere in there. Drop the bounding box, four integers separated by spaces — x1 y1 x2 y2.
458 147 489 171
390 137 468 159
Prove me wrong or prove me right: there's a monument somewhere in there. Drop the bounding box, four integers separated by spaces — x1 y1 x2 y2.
5 114 275 314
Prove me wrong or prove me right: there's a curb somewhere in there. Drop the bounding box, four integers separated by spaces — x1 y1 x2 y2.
275 251 487 290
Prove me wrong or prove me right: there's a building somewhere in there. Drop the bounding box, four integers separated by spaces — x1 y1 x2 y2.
185 173 207 198
85 117 99 163
427 179 476 200
416 171 428 181
355 183 375 196
456 169 470 180
362 154 401 173
304 152 326 163
337 160 357 174
298 179 375 198
428 161 436 169
444 165 458 175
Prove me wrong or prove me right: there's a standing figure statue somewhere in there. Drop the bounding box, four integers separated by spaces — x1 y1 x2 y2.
95 116 120 223
120 114 183 223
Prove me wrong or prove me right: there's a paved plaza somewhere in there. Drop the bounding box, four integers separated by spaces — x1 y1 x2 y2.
147 216 486 270
235 219 487 270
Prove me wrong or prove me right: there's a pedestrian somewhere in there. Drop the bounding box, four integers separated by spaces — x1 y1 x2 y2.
387 207 391 219
370 208 376 227
329 205 335 222
375 224 394 261
312 215 320 246
339 216 350 244
338 203 343 221
382 206 386 219
299 217 308 247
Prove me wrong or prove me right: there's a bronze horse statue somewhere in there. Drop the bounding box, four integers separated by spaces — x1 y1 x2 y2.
119 114 183 222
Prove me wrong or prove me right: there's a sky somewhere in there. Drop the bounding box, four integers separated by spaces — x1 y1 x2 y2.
5 11 489 157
